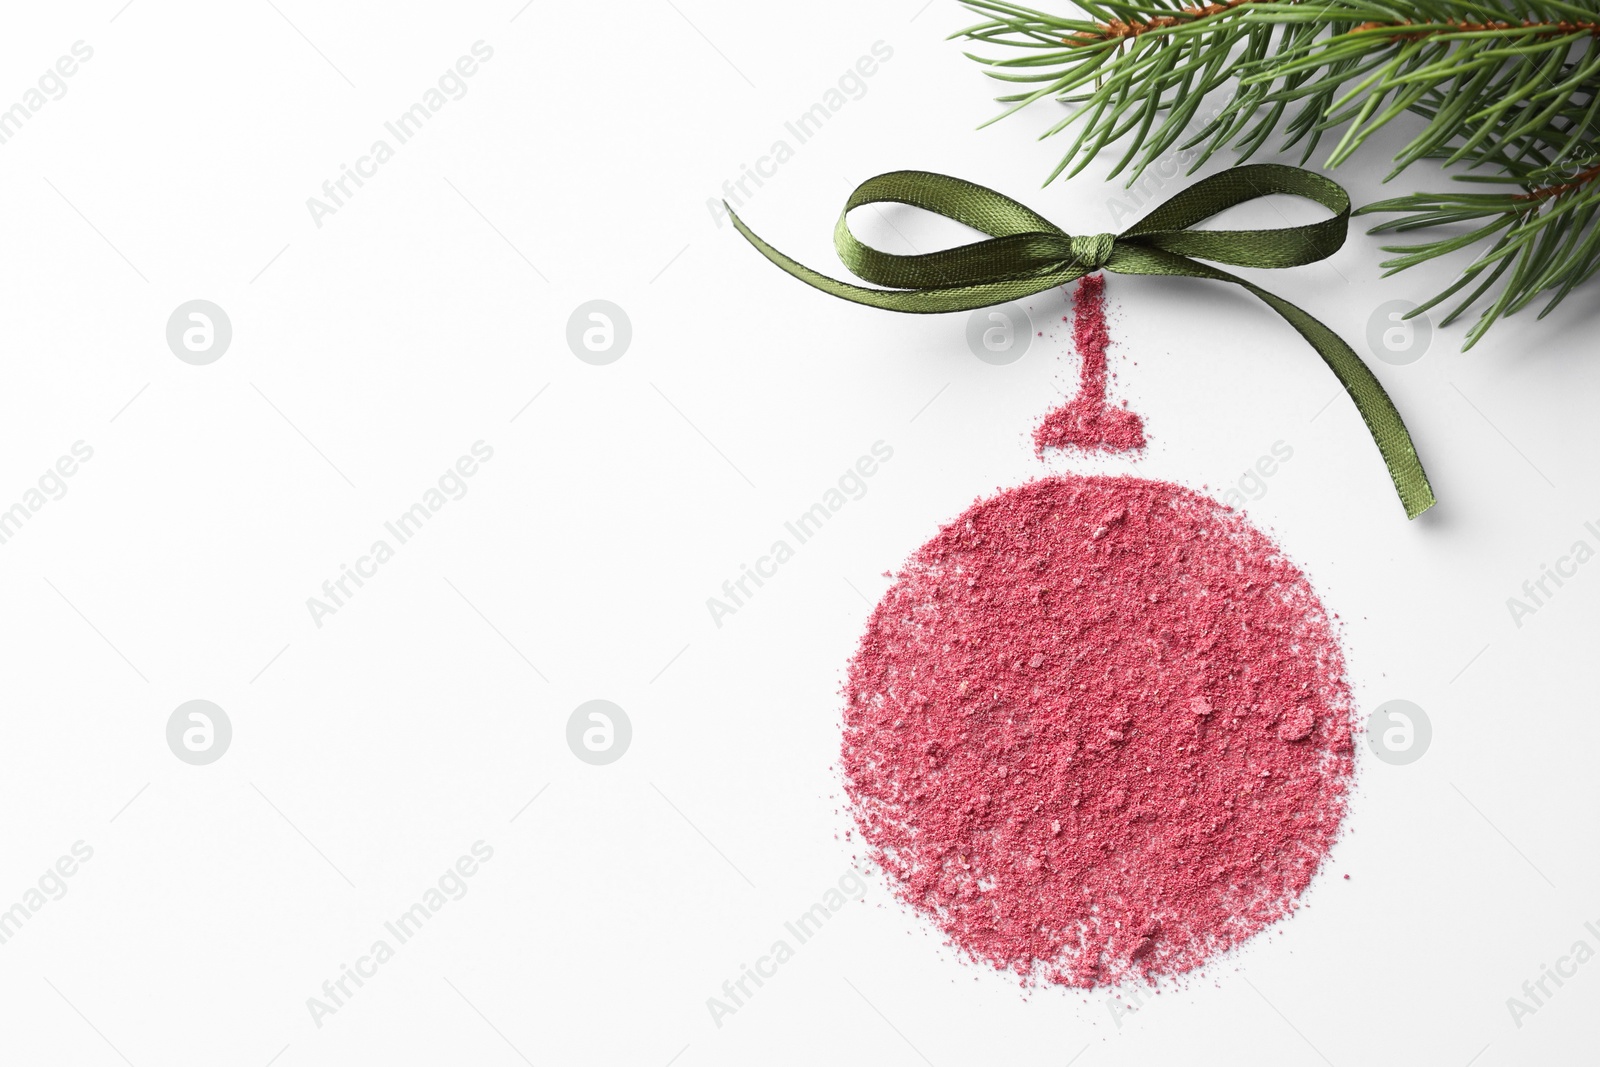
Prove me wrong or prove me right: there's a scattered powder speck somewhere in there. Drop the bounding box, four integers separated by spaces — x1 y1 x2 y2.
1033 274 1146 456
841 474 1354 988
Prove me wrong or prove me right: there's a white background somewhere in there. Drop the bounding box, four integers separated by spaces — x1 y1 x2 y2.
0 2 1596 1065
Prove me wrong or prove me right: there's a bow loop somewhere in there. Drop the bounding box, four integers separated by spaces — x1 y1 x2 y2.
725 164 1435 519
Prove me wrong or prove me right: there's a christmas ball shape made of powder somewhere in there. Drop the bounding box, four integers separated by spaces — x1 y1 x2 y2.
841 474 1354 988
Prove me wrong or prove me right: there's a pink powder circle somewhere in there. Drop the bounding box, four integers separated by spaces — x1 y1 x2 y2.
842 474 1354 987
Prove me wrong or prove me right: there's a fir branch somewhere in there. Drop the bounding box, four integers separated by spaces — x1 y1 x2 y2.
957 0 1600 343
1360 150 1600 346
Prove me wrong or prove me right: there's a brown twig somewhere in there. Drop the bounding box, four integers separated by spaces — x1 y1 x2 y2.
1514 162 1600 202
1352 16 1600 38
1063 0 1254 43
1063 0 1600 45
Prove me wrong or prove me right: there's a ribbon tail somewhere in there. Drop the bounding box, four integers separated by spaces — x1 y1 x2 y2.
1110 243 1433 517
725 203 1084 314
1239 280 1435 518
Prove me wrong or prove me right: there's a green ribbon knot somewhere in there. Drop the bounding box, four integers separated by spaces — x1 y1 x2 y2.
1069 233 1116 271
726 163 1435 519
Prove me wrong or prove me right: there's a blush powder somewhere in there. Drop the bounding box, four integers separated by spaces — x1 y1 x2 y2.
841 474 1354 987
1033 274 1146 456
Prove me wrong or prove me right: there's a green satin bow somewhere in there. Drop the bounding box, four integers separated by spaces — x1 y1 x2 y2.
726 164 1435 519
